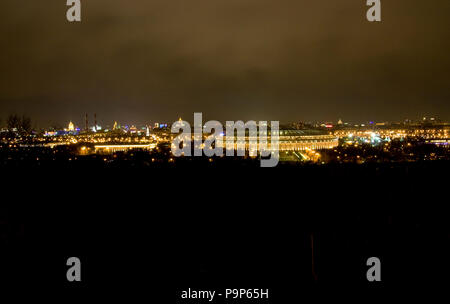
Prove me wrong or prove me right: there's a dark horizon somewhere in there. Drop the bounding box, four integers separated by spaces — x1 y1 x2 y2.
1 1 449 127
1 112 448 131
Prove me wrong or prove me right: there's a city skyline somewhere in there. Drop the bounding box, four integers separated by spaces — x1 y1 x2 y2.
1 0 448 293
1 113 448 131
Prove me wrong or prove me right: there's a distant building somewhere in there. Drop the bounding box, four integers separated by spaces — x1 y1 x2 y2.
218 129 338 152
129 125 137 134
155 123 168 128
68 121 75 131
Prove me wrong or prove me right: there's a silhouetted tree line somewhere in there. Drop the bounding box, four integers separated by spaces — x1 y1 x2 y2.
4 114 32 135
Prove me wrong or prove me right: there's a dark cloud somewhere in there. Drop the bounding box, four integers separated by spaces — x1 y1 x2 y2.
0 0 449 127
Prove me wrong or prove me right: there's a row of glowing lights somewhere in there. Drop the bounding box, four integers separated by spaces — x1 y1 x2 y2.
334 129 448 138
35 135 160 144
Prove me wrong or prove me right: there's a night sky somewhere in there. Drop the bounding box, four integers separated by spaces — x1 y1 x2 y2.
1 0 449 127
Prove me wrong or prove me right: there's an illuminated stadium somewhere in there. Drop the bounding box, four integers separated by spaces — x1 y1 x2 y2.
219 129 338 152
